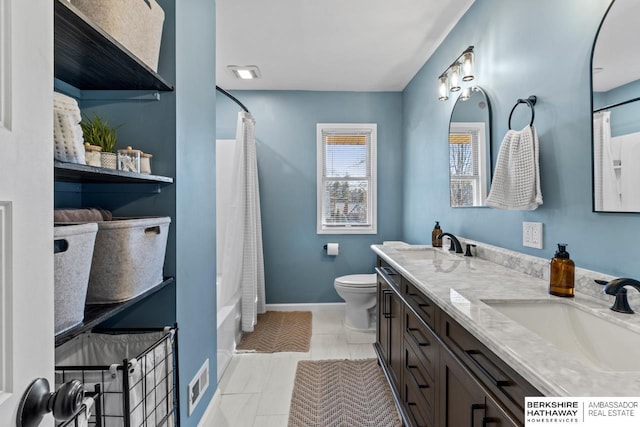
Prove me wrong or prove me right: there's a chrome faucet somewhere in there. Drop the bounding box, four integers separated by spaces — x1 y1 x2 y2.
597 278 640 314
437 232 463 254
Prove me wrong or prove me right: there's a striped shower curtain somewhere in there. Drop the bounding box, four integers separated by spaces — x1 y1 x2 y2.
220 112 265 332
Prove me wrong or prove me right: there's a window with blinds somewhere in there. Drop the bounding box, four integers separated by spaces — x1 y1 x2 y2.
449 122 487 207
317 123 377 234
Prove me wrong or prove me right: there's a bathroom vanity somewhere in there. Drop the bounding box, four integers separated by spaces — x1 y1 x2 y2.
372 242 640 427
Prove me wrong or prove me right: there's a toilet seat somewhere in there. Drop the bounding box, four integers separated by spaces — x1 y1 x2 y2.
335 273 377 288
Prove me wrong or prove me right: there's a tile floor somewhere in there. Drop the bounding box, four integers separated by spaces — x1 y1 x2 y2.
202 308 377 427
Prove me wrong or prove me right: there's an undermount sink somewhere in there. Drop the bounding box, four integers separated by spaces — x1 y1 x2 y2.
483 300 640 372
395 246 455 260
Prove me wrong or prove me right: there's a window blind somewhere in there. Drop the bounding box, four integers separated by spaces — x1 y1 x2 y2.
317 124 376 233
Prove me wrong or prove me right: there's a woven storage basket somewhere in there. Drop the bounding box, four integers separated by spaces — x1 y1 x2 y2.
54 223 98 334
86 217 171 304
53 92 86 164
70 0 165 72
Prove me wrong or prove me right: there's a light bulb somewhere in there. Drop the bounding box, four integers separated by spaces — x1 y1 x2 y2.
460 87 471 101
462 51 474 82
438 75 449 101
449 65 461 92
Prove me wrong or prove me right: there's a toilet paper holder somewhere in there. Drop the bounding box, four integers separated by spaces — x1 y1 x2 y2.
323 243 339 255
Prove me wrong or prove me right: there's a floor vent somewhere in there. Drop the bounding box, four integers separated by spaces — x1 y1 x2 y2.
188 358 210 416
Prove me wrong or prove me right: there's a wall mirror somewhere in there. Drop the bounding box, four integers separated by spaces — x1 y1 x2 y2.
592 0 640 213
449 86 492 207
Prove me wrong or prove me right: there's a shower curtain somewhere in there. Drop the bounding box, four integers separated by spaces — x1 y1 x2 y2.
220 112 265 332
593 111 621 211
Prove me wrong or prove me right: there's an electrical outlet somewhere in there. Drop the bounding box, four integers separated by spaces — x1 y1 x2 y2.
188 359 210 416
523 222 543 249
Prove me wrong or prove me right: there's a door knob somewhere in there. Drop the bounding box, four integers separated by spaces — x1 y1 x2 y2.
17 378 84 427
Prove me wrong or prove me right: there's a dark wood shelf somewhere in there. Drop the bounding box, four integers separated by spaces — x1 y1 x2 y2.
55 161 174 184
55 277 175 347
54 0 174 91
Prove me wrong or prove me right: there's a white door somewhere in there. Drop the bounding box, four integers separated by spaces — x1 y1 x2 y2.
0 0 55 425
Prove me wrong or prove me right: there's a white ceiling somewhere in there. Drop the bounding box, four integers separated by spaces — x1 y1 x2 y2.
592 0 639 92
216 0 475 92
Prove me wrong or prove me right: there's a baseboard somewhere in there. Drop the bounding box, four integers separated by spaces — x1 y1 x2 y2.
264 302 346 311
197 387 221 427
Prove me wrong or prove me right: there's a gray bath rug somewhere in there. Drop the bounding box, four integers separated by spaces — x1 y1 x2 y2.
288 358 402 427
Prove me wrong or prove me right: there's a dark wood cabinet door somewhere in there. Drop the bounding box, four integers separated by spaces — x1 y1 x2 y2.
484 393 519 427
377 278 391 364
439 347 522 427
389 289 404 387
375 272 403 395
440 311 539 424
439 347 486 427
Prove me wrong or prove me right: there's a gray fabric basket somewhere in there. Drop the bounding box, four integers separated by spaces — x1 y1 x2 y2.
54 223 98 334
86 217 171 304
69 0 165 72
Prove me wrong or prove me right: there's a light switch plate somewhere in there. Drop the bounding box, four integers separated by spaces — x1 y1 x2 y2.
523 221 543 249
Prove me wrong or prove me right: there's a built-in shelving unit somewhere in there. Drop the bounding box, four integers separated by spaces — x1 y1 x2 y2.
55 277 175 347
53 0 176 347
55 160 174 184
54 0 174 91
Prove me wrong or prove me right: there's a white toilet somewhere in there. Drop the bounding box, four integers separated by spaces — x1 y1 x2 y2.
334 273 378 330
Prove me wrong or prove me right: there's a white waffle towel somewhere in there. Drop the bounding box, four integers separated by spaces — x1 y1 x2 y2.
53 91 86 164
486 125 542 210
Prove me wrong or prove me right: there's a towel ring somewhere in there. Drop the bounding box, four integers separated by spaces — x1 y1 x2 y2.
508 95 537 130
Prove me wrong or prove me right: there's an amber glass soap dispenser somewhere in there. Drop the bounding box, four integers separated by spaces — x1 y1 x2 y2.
549 243 575 297
432 221 442 247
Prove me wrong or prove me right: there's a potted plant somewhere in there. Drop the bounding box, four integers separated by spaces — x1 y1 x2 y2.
80 113 121 169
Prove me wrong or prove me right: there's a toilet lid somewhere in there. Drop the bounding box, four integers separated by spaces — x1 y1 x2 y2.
335 273 377 287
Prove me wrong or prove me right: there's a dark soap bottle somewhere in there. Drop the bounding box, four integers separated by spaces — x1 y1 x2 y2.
549 243 575 297
432 221 442 247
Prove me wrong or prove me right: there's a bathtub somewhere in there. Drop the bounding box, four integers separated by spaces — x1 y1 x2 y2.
217 277 242 383
216 140 243 382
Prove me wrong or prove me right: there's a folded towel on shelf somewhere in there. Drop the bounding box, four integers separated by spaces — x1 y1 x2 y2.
54 208 112 223
486 125 542 210
53 92 86 164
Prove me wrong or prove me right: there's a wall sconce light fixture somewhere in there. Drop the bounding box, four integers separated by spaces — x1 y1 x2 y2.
438 46 474 101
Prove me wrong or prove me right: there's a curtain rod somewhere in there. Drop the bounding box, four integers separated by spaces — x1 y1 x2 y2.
216 85 250 114
594 96 640 113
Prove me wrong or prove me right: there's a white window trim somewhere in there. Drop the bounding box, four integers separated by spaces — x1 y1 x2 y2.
317 123 377 234
449 122 487 206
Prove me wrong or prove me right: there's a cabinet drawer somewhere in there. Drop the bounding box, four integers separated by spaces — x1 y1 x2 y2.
440 312 541 424
377 260 400 289
405 307 438 379
404 340 435 424
403 279 437 330
404 373 433 427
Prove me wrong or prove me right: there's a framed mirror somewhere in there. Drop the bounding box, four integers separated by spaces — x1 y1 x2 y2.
592 0 640 212
449 86 492 207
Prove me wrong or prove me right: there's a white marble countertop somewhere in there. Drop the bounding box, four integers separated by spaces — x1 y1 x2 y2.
371 241 640 397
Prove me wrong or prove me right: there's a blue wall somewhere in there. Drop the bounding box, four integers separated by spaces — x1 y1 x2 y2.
402 0 640 278
217 91 403 303
175 0 217 424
